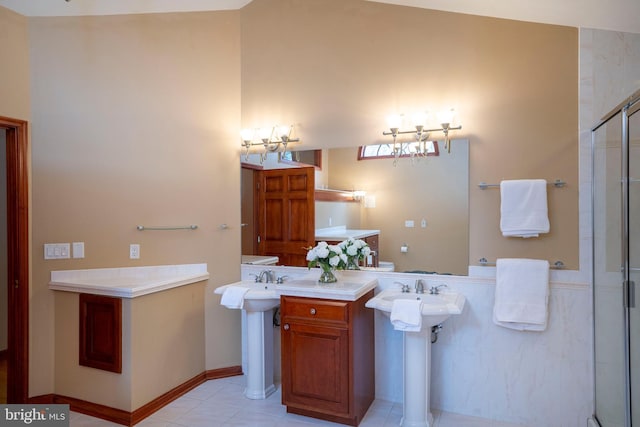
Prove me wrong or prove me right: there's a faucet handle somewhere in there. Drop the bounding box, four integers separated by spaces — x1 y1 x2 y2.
249 273 262 283
394 281 411 293
429 284 448 295
276 275 289 284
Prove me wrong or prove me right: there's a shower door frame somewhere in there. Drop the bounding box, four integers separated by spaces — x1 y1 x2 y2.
592 88 640 427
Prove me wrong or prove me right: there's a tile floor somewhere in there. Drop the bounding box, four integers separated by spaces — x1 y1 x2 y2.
69 375 528 427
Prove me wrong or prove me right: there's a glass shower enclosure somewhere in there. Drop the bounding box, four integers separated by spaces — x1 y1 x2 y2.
592 89 640 427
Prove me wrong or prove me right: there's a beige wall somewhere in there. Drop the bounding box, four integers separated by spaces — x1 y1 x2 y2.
0 6 30 120
29 11 242 397
241 0 579 269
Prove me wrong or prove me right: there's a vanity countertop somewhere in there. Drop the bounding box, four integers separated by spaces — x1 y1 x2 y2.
315 226 380 241
49 263 209 298
275 270 377 301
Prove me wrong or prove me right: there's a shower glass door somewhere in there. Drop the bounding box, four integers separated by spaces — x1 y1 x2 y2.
628 101 639 426
593 110 626 427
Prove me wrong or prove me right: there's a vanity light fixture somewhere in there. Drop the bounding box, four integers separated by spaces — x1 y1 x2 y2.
241 125 300 164
383 109 462 161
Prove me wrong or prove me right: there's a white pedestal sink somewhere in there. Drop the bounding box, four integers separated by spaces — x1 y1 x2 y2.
366 288 465 427
215 281 280 400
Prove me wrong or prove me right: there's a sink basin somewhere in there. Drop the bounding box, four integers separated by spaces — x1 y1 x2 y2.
215 281 279 312
365 288 465 327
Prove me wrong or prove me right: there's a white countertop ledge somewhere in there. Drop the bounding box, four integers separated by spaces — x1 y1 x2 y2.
49 264 209 298
315 226 380 241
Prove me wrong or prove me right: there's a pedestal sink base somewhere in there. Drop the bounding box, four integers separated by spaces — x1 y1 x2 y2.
244 310 276 400
401 329 434 427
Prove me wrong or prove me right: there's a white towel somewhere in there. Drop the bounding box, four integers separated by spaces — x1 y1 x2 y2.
500 179 550 238
220 286 250 309
390 299 423 332
493 258 550 331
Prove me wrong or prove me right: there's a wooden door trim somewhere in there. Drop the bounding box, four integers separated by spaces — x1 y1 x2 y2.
1 115 29 403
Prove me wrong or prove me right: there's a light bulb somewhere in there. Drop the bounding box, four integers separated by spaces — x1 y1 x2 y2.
277 125 291 139
386 114 403 130
438 108 455 126
240 128 254 142
259 127 273 141
412 112 427 128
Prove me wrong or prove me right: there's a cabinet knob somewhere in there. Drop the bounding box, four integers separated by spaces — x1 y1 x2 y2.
310 308 316 315
283 324 290 330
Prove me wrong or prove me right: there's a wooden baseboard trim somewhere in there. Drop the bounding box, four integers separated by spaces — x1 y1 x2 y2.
28 394 55 404
54 394 131 426
206 365 243 380
131 372 207 425
28 366 243 426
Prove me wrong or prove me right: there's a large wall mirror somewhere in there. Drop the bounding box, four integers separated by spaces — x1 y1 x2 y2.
241 138 469 275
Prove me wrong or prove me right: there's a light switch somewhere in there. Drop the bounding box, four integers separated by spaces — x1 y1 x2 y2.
73 242 85 258
44 243 71 260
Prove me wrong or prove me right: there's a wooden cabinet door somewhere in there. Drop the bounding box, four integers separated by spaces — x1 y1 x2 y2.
258 167 315 266
281 320 349 415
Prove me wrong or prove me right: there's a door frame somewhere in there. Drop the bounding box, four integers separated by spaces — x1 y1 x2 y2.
1 115 29 403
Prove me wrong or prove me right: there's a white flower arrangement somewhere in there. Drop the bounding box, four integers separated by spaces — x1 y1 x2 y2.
306 241 348 272
338 238 371 266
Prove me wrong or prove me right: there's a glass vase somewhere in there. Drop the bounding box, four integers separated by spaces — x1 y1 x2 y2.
318 266 338 284
346 258 360 270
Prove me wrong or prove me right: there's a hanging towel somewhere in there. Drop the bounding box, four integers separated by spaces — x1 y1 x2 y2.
390 299 423 332
220 286 250 309
500 179 550 238
493 258 550 331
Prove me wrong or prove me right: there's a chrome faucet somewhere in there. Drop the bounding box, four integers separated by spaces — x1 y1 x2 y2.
415 279 425 294
429 284 448 295
258 270 275 283
394 281 411 293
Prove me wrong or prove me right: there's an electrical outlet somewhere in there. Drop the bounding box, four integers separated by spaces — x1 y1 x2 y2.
405 220 415 228
129 244 140 259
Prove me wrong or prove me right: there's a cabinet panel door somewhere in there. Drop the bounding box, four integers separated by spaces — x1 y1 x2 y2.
281 320 349 415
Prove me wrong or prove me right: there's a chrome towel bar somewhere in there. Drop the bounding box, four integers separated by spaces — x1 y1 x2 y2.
478 179 565 190
136 225 198 231
478 258 565 269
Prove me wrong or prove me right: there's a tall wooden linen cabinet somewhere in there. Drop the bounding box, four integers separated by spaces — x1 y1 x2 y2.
280 291 375 426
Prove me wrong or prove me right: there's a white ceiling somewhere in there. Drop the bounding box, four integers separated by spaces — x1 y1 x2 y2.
0 0 638 34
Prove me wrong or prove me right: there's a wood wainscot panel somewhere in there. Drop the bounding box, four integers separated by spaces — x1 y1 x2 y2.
79 293 122 373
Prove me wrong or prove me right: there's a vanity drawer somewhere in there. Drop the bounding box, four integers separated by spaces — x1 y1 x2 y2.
281 296 349 323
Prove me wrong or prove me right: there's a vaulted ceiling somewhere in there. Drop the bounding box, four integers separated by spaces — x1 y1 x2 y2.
0 0 638 33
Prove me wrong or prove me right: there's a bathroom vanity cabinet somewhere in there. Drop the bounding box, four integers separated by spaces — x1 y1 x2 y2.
280 291 375 426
